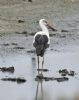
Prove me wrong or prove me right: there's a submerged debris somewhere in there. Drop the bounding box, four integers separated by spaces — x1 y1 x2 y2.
35 74 69 82
58 69 76 77
3 43 9 46
55 77 69 82
11 43 18 45
68 70 75 76
1 77 26 84
60 35 66 38
61 30 69 32
0 66 15 73
28 0 32 2
49 33 56 37
59 69 68 75
37 69 49 72
18 20 25 23
27 49 35 53
13 47 25 49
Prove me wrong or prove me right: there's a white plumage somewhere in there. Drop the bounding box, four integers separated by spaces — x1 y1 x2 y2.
33 19 56 73
33 19 50 45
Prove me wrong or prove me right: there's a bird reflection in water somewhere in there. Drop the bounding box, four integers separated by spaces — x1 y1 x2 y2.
35 78 43 100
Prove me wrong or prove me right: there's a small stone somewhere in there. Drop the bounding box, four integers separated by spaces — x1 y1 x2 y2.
68 71 75 76
11 43 18 45
59 69 68 75
27 50 35 53
28 0 32 2
3 43 9 46
18 20 25 23
61 30 69 32
56 77 69 82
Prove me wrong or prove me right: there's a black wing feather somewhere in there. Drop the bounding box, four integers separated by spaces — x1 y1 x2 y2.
33 34 49 56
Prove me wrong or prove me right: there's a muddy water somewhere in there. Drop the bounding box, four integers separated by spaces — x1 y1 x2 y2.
0 50 79 100
0 0 79 99
0 33 79 100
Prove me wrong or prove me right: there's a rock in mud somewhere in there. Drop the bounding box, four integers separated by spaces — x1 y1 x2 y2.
58 69 76 77
13 47 25 49
49 33 56 37
3 43 9 46
28 0 32 2
59 69 68 75
1 77 26 84
27 49 35 53
43 77 55 81
68 70 75 76
0 66 15 73
18 20 25 23
35 74 54 81
60 35 66 38
11 43 18 45
61 30 69 32
55 77 69 82
35 75 68 82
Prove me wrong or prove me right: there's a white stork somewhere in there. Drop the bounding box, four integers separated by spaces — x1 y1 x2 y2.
33 19 57 73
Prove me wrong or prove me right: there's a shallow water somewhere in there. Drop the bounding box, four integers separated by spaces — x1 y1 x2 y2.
0 44 79 100
0 29 79 100
0 0 79 99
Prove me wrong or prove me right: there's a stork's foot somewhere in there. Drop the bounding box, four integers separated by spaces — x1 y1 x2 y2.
37 73 43 78
35 73 43 81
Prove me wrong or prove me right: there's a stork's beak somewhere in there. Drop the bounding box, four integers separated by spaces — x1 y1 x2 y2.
47 24 57 31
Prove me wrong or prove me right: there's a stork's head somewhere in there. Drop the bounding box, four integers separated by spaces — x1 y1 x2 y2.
39 19 57 31
39 19 48 26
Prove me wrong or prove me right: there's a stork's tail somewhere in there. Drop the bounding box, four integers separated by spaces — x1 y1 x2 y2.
36 44 45 57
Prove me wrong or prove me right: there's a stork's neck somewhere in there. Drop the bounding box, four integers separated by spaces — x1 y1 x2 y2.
39 21 49 37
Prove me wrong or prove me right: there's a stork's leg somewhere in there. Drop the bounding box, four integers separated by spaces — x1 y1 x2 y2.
42 55 44 74
37 56 39 74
